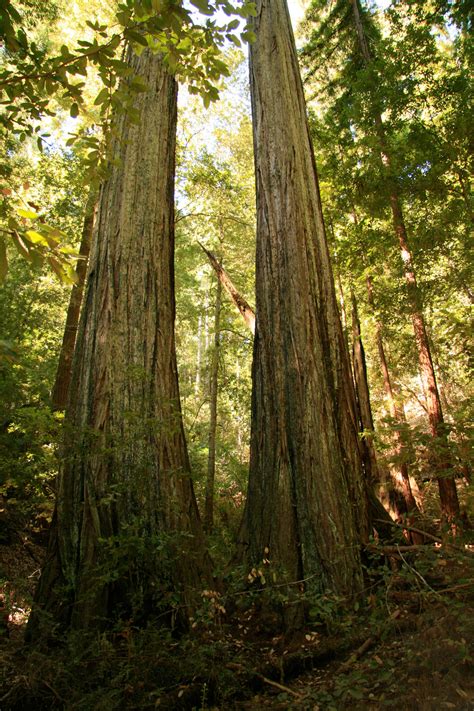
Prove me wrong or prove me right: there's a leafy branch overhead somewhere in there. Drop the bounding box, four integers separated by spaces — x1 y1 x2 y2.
0 0 257 282
0 0 257 137
0 186 81 285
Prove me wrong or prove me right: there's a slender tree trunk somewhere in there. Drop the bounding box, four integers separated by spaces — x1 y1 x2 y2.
204 276 222 534
238 0 374 626
199 242 256 334
350 290 379 483
51 194 97 411
365 275 420 515
27 49 209 639
195 313 202 395
350 0 460 522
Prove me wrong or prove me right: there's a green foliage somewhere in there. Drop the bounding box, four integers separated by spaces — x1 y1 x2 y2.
301 0 473 487
0 0 258 280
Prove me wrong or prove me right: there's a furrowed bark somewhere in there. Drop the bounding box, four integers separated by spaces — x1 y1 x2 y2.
27 49 209 639
238 0 372 625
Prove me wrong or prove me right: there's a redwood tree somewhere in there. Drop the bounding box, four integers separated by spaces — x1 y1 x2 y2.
238 0 373 613
348 0 460 522
27 49 209 638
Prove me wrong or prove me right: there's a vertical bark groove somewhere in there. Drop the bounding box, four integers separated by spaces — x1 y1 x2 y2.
28 50 208 638
239 0 371 615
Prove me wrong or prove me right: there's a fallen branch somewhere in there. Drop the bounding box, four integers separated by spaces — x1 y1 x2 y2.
429 581 474 595
373 519 474 555
257 674 306 699
367 544 432 555
227 661 305 699
338 637 374 673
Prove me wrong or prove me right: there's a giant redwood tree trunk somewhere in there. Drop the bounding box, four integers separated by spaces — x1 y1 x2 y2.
350 0 460 522
27 49 209 638
238 0 372 615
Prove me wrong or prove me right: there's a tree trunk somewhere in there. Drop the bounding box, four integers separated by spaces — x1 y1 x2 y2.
350 290 379 484
204 275 222 534
238 0 372 623
350 0 460 522
365 276 420 518
27 49 209 639
51 193 97 410
199 242 256 334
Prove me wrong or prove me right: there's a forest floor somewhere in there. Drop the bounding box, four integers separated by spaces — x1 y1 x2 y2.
1 505 474 710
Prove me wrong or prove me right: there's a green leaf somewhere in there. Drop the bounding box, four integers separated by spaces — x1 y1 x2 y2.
226 34 241 47
125 29 148 47
25 230 51 246
241 30 256 44
11 231 32 261
17 208 39 220
94 88 110 105
190 0 213 15
70 102 79 118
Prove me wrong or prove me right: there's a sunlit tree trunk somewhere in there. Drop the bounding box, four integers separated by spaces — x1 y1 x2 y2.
204 274 222 534
350 0 460 522
51 194 97 411
238 0 374 625
27 49 209 639
199 242 255 334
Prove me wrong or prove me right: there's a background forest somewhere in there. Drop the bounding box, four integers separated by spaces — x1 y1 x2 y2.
0 0 473 708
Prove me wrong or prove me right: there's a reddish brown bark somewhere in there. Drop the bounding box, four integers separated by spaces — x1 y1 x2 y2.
27 49 210 640
238 0 377 627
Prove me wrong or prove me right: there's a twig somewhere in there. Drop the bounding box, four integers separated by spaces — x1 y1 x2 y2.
435 581 474 595
396 545 438 594
373 518 442 544
257 674 305 699
227 662 305 700
43 679 66 704
367 543 428 554
338 637 374 672
374 519 474 556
